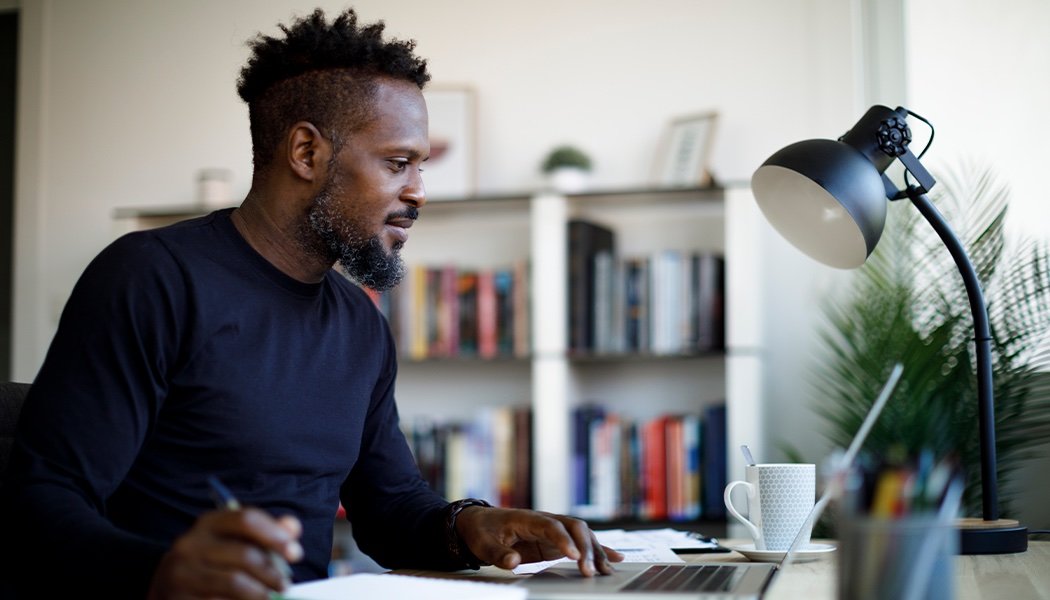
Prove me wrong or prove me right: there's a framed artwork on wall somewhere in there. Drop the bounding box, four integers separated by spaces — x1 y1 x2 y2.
421 86 476 200
653 111 719 188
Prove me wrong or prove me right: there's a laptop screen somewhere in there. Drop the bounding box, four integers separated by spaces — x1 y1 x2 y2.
776 362 903 570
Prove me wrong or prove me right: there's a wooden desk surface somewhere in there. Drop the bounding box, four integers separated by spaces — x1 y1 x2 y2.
396 539 1050 599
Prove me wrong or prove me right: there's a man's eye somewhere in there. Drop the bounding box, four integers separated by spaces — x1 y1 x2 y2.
389 160 408 171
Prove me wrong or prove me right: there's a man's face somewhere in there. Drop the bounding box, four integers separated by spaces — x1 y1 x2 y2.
301 78 429 291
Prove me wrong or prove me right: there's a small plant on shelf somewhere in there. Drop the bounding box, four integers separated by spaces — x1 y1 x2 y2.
541 145 593 193
541 145 592 173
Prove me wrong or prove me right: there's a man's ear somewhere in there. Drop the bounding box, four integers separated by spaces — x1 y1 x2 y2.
285 121 332 182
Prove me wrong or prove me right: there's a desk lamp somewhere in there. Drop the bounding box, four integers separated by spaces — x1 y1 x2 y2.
750 104 1027 554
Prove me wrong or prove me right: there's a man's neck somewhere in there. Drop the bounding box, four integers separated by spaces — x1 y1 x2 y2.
231 195 330 284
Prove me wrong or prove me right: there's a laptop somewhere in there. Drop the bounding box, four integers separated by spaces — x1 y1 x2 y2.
518 364 903 599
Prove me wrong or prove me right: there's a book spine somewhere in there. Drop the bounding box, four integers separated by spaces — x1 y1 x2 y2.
457 270 479 356
441 265 459 357
513 259 530 358
493 406 515 507
477 269 498 359
644 416 668 520
410 265 428 360
567 220 615 353
494 269 515 356
666 416 683 520
702 403 728 518
513 406 533 508
683 413 702 520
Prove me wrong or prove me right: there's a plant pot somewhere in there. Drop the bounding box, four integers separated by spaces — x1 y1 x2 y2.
547 167 590 193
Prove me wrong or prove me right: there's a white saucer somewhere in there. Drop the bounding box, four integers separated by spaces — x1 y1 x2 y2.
727 542 836 563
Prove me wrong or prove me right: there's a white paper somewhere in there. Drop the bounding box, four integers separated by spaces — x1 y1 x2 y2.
287 573 526 600
510 528 694 575
614 527 720 550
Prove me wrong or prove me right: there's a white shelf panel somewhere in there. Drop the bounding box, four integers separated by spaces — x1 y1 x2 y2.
568 355 727 420
395 360 531 423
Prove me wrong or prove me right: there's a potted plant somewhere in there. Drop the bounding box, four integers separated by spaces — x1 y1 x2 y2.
796 162 1050 525
541 145 592 193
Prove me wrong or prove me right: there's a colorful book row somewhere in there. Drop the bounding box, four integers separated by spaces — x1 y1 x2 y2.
569 219 725 356
402 406 533 509
372 262 531 360
570 404 727 522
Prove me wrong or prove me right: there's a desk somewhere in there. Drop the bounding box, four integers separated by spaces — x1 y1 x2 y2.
395 539 1050 599
692 539 1049 599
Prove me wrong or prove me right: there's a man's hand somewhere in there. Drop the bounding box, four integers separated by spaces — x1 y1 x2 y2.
455 506 624 576
147 508 303 600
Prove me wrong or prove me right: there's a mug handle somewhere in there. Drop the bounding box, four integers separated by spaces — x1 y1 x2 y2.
724 480 763 547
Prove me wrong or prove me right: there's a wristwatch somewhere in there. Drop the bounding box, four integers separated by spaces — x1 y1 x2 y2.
445 498 492 570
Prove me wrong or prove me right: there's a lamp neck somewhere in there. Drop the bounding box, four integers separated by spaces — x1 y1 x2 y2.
907 187 998 521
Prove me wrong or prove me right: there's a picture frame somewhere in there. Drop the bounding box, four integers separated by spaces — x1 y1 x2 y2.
653 111 719 188
421 86 476 200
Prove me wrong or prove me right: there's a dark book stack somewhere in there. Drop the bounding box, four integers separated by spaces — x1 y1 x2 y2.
701 403 727 519
568 219 616 354
691 254 726 351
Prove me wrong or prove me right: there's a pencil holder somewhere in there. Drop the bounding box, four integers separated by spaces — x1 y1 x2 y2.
837 515 958 600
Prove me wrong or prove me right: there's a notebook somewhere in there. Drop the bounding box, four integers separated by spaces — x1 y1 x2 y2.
518 363 903 599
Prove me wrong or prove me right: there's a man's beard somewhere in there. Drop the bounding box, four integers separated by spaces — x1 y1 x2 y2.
299 176 407 292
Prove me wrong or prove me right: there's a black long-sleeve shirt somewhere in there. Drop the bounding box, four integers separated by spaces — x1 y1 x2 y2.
1 209 458 597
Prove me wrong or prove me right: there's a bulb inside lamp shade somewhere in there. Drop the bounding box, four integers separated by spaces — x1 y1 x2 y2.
751 139 888 270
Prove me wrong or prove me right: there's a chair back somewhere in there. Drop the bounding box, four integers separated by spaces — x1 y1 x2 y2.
0 382 30 482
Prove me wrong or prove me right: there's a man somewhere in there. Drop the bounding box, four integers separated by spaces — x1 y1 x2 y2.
1 8 621 599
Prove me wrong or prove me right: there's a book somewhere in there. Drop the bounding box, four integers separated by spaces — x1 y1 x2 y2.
477 269 498 358
456 270 479 356
649 250 684 355
692 253 726 351
683 413 702 520
512 406 533 508
665 416 684 519
409 265 428 360
701 403 727 518
512 259 530 358
439 265 459 357
494 268 516 356
641 415 668 520
593 250 615 353
623 256 649 352
492 406 515 507
571 404 606 507
567 219 615 353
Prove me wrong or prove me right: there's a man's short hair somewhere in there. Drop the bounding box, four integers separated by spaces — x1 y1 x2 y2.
237 8 431 169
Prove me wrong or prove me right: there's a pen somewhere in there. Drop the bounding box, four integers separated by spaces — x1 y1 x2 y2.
206 476 295 589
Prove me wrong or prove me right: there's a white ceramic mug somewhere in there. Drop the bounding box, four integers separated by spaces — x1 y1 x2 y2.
723 463 816 551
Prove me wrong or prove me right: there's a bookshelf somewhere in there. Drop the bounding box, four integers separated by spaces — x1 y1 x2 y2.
112 184 765 529
392 184 764 526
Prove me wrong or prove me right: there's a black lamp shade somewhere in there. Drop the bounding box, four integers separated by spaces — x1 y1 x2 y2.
752 138 887 269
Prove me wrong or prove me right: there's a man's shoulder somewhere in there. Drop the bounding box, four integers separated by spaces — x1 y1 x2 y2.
104 210 230 263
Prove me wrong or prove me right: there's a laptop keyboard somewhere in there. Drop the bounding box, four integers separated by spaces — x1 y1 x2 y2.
621 565 736 592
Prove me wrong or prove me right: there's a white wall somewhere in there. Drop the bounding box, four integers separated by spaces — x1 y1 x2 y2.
11 0 1046 526
12 0 857 378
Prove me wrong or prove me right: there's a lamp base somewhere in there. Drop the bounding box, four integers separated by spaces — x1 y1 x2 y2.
957 518 1028 554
